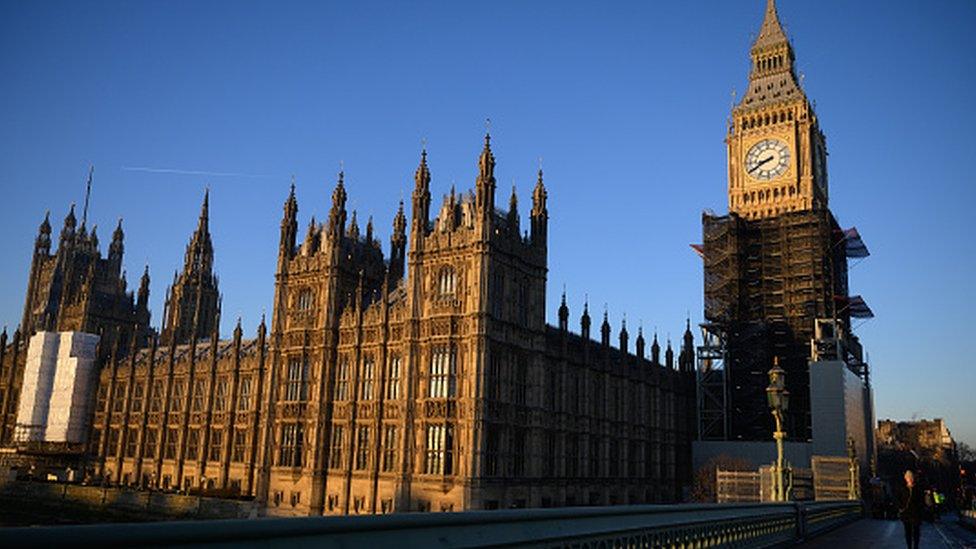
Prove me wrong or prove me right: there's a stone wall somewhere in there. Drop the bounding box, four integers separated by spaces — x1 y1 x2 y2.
0 479 261 523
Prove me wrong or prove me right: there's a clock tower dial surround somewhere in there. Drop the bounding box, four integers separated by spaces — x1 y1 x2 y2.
726 0 829 220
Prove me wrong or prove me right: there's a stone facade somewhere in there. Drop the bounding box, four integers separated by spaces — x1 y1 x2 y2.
726 0 829 220
0 135 696 515
877 419 956 462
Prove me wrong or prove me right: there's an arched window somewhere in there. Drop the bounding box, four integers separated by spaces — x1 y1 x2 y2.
429 346 457 398
438 267 457 296
297 288 313 311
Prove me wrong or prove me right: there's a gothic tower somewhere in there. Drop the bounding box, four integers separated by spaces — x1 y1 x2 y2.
161 190 221 345
726 0 828 220
18 170 152 352
702 0 855 441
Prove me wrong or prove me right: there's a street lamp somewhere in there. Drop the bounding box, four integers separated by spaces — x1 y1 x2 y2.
766 357 790 502
847 437 860 500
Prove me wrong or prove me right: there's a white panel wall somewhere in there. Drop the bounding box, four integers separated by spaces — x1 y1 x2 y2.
14 331 100 443
46 332 100 443
810 360 871 472
15 332 60 441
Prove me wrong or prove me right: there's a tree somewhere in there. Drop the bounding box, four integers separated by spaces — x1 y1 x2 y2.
957 442 975 463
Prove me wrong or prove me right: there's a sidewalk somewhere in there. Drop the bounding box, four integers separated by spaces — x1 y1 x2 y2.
797 516 976 548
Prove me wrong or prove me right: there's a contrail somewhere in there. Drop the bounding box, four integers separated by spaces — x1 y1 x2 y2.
121 166 277 179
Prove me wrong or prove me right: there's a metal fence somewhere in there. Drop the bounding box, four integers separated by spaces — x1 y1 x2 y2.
716 470 760 503
0 500 863 548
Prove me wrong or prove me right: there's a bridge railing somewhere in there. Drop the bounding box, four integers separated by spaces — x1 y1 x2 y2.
0 500 863 548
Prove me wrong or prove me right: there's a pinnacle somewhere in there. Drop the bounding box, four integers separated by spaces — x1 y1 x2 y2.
753 0 789 51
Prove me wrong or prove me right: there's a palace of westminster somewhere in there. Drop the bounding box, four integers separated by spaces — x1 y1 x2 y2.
0 0 871 516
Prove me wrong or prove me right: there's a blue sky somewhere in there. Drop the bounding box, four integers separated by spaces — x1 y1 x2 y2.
1 1 974 446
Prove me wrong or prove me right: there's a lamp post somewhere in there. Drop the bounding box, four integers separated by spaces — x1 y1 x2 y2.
766 357 789 502
847 437 860 500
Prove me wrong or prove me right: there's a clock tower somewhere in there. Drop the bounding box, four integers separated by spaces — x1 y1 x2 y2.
700 0 871 444
727 0 828 220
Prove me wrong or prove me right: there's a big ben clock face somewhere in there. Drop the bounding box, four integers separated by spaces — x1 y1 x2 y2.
745 139 791 181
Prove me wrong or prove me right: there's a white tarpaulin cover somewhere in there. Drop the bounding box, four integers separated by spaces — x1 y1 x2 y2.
16 331 100 443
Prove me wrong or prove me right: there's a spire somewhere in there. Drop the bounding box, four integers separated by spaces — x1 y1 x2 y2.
476 128 496 216
60 204 77 245
279 179 299 262
393 200 406 241
636 323 646 359
509 185 518 214
411 147 432 241
619 315 629 354
753 0 789 51
185 190 214 276
666 339 675 369
348 210 360 240
558 289 569 331
532 167 547 216
285 177 298 215
735 0 804 114
89 225 98 252
39 211 51 235
600 307 611 347
651 331 661 365
35 211 52 254
137 264 150 310
161 191 219 345
530 166 548 248
479 130 495 181
390 200 407 281
508 184 519 232
328 171 348 237
109 217 124 264
415 148 431 191
581 298 591 340
82 164 94 229
301 216 319 255
198 188 210 233
365 215 374 244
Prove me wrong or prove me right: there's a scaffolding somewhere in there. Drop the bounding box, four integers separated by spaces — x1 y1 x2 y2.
699 209 852 442
696 323 728 441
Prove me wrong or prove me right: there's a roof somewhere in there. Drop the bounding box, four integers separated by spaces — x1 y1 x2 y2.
753 0 789 52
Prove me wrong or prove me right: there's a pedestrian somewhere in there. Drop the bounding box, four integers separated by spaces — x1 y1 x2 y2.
899 470 924 549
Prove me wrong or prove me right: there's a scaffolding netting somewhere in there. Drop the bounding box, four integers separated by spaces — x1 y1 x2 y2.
843 227 870 258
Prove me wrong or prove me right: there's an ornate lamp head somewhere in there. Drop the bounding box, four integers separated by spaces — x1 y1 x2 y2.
766 356 789 411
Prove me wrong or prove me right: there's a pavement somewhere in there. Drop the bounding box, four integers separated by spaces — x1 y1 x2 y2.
797 515 976 548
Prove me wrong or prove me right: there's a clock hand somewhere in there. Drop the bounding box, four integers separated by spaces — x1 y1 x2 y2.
748 155 776 173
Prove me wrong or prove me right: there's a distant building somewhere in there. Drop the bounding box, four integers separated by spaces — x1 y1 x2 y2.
877 419 956 462
0 136 696 515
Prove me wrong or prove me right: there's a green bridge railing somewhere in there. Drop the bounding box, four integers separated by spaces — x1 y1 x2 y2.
0 500 862 548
